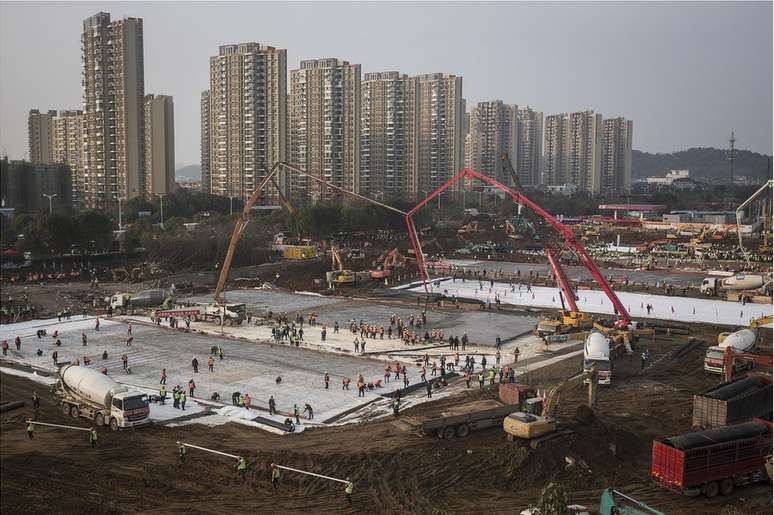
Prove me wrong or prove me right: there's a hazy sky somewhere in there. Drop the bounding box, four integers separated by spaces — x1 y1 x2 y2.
1 1 771 166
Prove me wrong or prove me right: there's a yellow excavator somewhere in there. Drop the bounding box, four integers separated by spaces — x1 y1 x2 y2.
329 248 355 285
503 366 598 448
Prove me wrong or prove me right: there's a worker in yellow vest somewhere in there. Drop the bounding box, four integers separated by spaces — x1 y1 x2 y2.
345 478 354 505
236 456 247 480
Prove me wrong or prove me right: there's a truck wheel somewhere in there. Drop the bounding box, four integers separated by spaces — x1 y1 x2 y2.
70 405 79 418
95 413 104 427
109 418 119 431
442 426 456 439
720 478 734 496
62 403 71 415
456 424 470 438
225 318 233 326
705 481 719 498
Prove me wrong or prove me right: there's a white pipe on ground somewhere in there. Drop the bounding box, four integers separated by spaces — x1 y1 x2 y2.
272 463 350 484
177 441 240 459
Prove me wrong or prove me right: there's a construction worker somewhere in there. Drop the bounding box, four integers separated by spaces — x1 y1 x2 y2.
513 347 520 363
208 355 215 372
236 456 247 480
89 427 97 448
271 464 281 490
269 396 276 416
488 368 496 386
178 442 186 463
324 371 330 389
478 371 485 389
82 333 88 346
293 404 301 425
641 349 649 370
160 368 167 385
392 397 400 417
159 385 167 405
303 403 313 420
32 392 40 411
345 478 354 505
173 388 180 409
188 379 196 397
26 419 34 440
180 391 187 411
426 381 432 398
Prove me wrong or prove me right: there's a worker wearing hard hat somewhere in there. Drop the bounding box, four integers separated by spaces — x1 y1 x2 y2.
236 456 247 480
345 478 354 505
89 427 97 448
271 464 281 490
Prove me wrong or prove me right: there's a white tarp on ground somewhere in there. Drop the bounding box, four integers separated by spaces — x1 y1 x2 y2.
399 279 771 327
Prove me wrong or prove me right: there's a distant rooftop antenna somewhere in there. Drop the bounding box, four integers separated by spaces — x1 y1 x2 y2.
727 130 737 178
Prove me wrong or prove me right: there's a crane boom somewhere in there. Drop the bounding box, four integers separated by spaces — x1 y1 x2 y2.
407 168 632 328
213 162 408 304
736 179 773 266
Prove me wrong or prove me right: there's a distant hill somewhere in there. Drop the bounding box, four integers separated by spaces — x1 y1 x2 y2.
632 148 771 182
175 164 201 182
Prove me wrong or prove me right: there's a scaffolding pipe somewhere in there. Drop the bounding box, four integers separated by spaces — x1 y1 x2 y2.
272 463 351 484
26 421 90 431
177 441 240 460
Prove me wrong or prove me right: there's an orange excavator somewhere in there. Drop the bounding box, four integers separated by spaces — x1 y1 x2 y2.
370 248 411 280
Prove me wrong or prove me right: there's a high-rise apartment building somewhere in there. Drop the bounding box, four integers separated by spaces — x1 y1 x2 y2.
207 43 287 201
200 90 211 194
515 107 543 186
143 95 176 197
81 12 145 209
543 113 567 187
360 72 418 195
52 110 84 204
28 110 56 164
415 73 463 194
289 58 360 201
464 100 516 184
543 110 602 194
600 117 633 194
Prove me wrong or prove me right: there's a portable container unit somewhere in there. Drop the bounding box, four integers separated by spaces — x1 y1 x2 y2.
692 376 772 429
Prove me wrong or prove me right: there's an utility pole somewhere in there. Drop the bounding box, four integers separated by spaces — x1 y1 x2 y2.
116 197 124 230
156 193 165 228
42 193 57 215
727 130 737 180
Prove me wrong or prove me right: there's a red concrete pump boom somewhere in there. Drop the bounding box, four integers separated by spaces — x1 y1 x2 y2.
406 168 632 328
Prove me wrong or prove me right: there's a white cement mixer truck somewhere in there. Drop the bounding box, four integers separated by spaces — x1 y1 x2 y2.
703 328 758 375
56 365 150 430
583 332 614 385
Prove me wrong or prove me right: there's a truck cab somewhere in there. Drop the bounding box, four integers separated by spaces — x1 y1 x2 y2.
584 332 612 385
700 277 718 296
110 392 150 429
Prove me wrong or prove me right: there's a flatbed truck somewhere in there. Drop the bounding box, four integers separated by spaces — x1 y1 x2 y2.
404 399 519 439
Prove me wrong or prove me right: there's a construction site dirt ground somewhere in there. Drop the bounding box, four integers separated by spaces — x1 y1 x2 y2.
2 328 772 514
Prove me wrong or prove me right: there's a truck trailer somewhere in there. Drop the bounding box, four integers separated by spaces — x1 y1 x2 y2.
651 419 772 497
56 365 150 430
404 399 519 439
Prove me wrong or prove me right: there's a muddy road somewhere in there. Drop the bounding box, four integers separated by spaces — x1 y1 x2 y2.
1 331 772 514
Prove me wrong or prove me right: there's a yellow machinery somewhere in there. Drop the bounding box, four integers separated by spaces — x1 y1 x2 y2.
750 315 773 329
504 367 598 447
282 245 317 260
330 248 355 285
535 310 593 337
